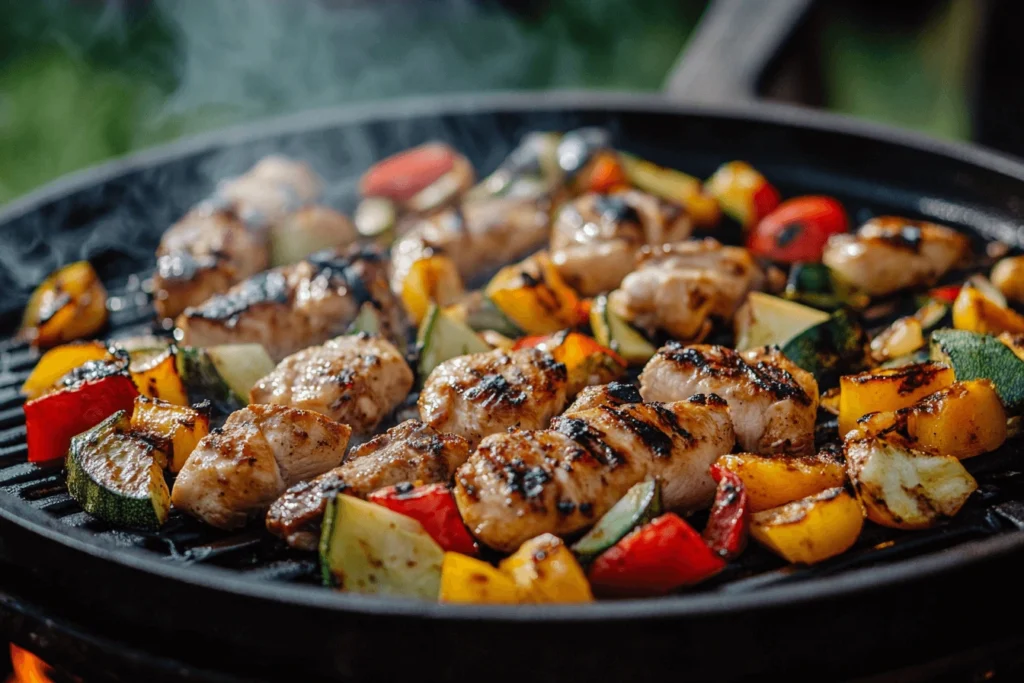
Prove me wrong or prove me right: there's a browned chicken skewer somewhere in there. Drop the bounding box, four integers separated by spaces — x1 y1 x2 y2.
176 245 405 362
639 343 819 456
171 404 351 530
550 190 692 296
454 394 735 552
266 420 470 550
250 333 413 436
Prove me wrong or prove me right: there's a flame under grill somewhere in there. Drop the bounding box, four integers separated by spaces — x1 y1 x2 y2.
0 270 1023 594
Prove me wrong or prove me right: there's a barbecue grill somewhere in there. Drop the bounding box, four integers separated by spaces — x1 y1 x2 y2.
4 1 1024 681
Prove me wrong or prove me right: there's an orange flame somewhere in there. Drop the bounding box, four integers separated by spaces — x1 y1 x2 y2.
8 645 55 683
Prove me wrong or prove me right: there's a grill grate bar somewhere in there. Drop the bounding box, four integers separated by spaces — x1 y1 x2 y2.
0 387 25 410
0 406 27 430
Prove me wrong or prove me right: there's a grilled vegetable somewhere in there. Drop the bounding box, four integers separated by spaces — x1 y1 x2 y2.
930 328 1024 413
586 513 725 598
781 308 866 388
734 292 829 351
782 263 868 311
176 344 275 413
399 254 465 325
415 303 491 380
360 143 473 214
486 252 584 336
21 261 108 347
320 493 444 600
65 411 170 530
439 552 521 604
269 207 356 267
838 362 954 437
25 369 138 463
129 396 210 472
368 483 478 556
855 380 1006 460
952 281 1024 335
347 302 383 336
712 453 846 513
846 436 977 530
999 332 1024 362
130 347 188 406
703 466 750 561
589 294 656 366
354 197 397 240
704 161 780 232
443 291 523 339
20 341 110 400
870 317 925 364
499 533 593 603
571 479 662 564
582 151 628 193
991 255 1024 304
750 487 863 565
619 153 720 227
513 331 625 396
747 196 847 263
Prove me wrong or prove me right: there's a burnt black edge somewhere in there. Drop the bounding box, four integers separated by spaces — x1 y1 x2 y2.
2 89 1024 622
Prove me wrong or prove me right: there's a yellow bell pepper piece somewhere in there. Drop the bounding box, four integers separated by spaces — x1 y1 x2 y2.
439 552 521 604
20 341 110 400
714 453 846 513
21 261 108 347
130 349 189 406
953 285 1024 336
130 396 210 472
838 362 954 438
498 533 593 604
486 252 583 336
400 255 465 325
750 487 864 565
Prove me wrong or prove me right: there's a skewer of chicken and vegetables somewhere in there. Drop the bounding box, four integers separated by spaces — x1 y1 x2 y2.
17 128 1023 603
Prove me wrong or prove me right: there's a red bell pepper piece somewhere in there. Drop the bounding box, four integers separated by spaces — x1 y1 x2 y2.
359 143 456 203
24 374 139 463
587 513 726 598
704 464 750 561
748 196 848 263
929 285 962 303
368 483 478 555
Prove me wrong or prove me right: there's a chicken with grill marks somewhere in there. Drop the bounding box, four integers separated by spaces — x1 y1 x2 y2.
250 333 413 436
154 157 327 320
822 216 969 297
564 381 643 415
176 245 405 362
640 343 819 456
418 347 569 448
171 404 351 530
550 190 692 296
266 419 471 550
609 238 763 340
454 395 734 552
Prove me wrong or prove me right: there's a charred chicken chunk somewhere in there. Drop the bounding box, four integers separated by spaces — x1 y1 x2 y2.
454 396 734 552
176 245 405 362
250 334 413 435
171 404 351 530
418 347 569 448
822 216 969 297
550 190 692 296
640 343 819 456
266 419 470 550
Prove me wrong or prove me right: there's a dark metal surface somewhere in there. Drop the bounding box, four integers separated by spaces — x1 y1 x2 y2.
2 93 1024 681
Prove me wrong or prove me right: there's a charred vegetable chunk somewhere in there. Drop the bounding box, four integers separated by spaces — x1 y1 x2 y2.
130 396 210 473
368 483 478 556
20 341 110 400
130 347 188 406
499 533 593 603
21 261 108 347
930 328 1024 414
439 552 521 604
712 453 846 513
734 292 829 351
486 252 583 336
513 331 625 396
572 479 662 564
704 161 780 232
781 308 866 388
952 281 1024 335
703 466 750 561
750 487 864 565
619 153 720 227
400 254 465 325
416 304 491 380
748 196 848 264
838 362 955 437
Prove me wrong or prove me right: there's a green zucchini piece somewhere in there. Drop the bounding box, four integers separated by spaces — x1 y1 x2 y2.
444 291 523 339
66 411 170 530
176 346 239 414
589 294 656 365
205 344 275 401
784 263 869 310
319 493 444 600
734 292 830 351
781 308 866 388
416 303 490 380
354 197 397 239
347 302 383 336
571 479 662 564
930 328 1024 413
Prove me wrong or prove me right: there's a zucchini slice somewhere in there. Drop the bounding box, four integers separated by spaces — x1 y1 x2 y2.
416 303 490 380
589 294 656 366
347 302 383 336
444 291 523 339
177 344 275 413
735 292 830 352
781 308 866 388
571 479 662 564
320 493 444 600
930 328 1024 413
66 411 170 530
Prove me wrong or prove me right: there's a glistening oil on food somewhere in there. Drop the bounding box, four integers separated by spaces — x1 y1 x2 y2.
16 128 1024 603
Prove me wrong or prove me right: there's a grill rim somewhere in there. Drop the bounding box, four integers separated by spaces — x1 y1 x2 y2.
2 90 1024 623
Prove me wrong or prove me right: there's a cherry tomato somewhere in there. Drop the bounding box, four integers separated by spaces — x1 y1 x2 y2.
747 196 848 263
928 285 962 303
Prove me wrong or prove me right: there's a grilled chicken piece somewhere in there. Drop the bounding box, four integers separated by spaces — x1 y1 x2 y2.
176 245 405 362
822 216 969 297
564 381 642 415
390 194 551 298
550 191 692 296
171 404 350 530
266 419 470 550
640 343 819 456
454 396 734 552
250 334 413 435
418 347 569 447
609 238 763 339
153 157 322 319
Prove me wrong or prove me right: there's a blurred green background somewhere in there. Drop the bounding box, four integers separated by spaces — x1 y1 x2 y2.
0 0 988 205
